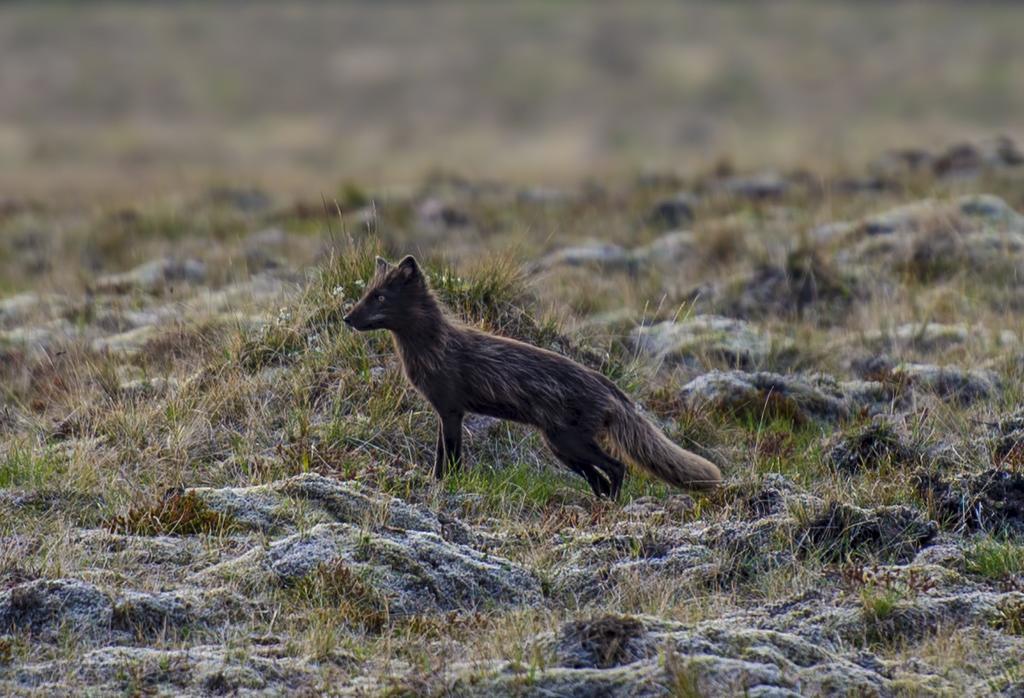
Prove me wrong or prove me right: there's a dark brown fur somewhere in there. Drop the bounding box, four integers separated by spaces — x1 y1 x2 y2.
343 256 721 498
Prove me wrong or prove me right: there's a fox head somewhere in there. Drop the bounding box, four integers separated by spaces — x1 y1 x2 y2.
343 255 430 331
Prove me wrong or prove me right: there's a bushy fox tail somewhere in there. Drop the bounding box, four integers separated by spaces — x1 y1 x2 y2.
605 400 721 491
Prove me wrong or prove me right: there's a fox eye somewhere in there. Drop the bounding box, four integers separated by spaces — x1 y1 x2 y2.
376 294 386 303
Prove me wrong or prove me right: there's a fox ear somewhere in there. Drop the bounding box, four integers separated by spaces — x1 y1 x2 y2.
396 255 420 281
375 256 391 273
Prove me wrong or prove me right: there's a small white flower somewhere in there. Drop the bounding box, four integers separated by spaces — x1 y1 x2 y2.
331 286 345 298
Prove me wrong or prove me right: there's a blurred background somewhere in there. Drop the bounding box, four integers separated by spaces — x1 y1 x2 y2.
1 1 1022 200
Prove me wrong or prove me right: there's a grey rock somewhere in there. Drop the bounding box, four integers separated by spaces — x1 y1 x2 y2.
718 172 790 200
0 579 241 643
530 230 696 274
852 193 1024 242
112 589 192 635
91 324 160 355
3 643 321 696
958 193 1024 229
90 307 167 335
417 197 470 229
116 376 178 399
809 220 857 244
610 544 717 585
517 186 568 206
0 579 113 641
546 520 728 603
93 258 207 294
991 408 1024 464
890 363 998 405
743 473 806 518
0 293 41 327
858 198 941 237
190 274 289 314
632 316 794 371
531 241 633 273
75 529 200 569
197 522 541 614
840 378 907 414
647 193 696 230
452 659 670 698
190 474 539 617
934 137 1024 177
456 614 943 696
620 494 695 521
913 543 967 568
836 590 1023 647
246 227 287 248
634 230 696 266
862 322 970 354
206 186 272 213
244 226 288 270
838 195 1024 275
190 472 468 541
0 320 76 357
0 292 65 328
464 413 502 438
679 370 898 423
869 147 934 178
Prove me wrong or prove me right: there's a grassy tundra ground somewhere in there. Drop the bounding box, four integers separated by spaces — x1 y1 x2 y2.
2 139 1024 695
3 2 1024 695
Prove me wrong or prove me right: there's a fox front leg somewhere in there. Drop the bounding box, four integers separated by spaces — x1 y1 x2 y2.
434 420 445 478
433 412 463 479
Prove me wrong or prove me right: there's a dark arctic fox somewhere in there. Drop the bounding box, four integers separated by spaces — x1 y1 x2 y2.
343 255 721 498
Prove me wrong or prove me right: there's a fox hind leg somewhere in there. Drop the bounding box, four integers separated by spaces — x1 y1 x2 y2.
585 443 627 500
572 438 626 499
543 429 614 498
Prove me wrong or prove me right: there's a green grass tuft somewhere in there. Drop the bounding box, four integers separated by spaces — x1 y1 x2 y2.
445 461 586 516
965 537 1024 581
0 443 62 489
